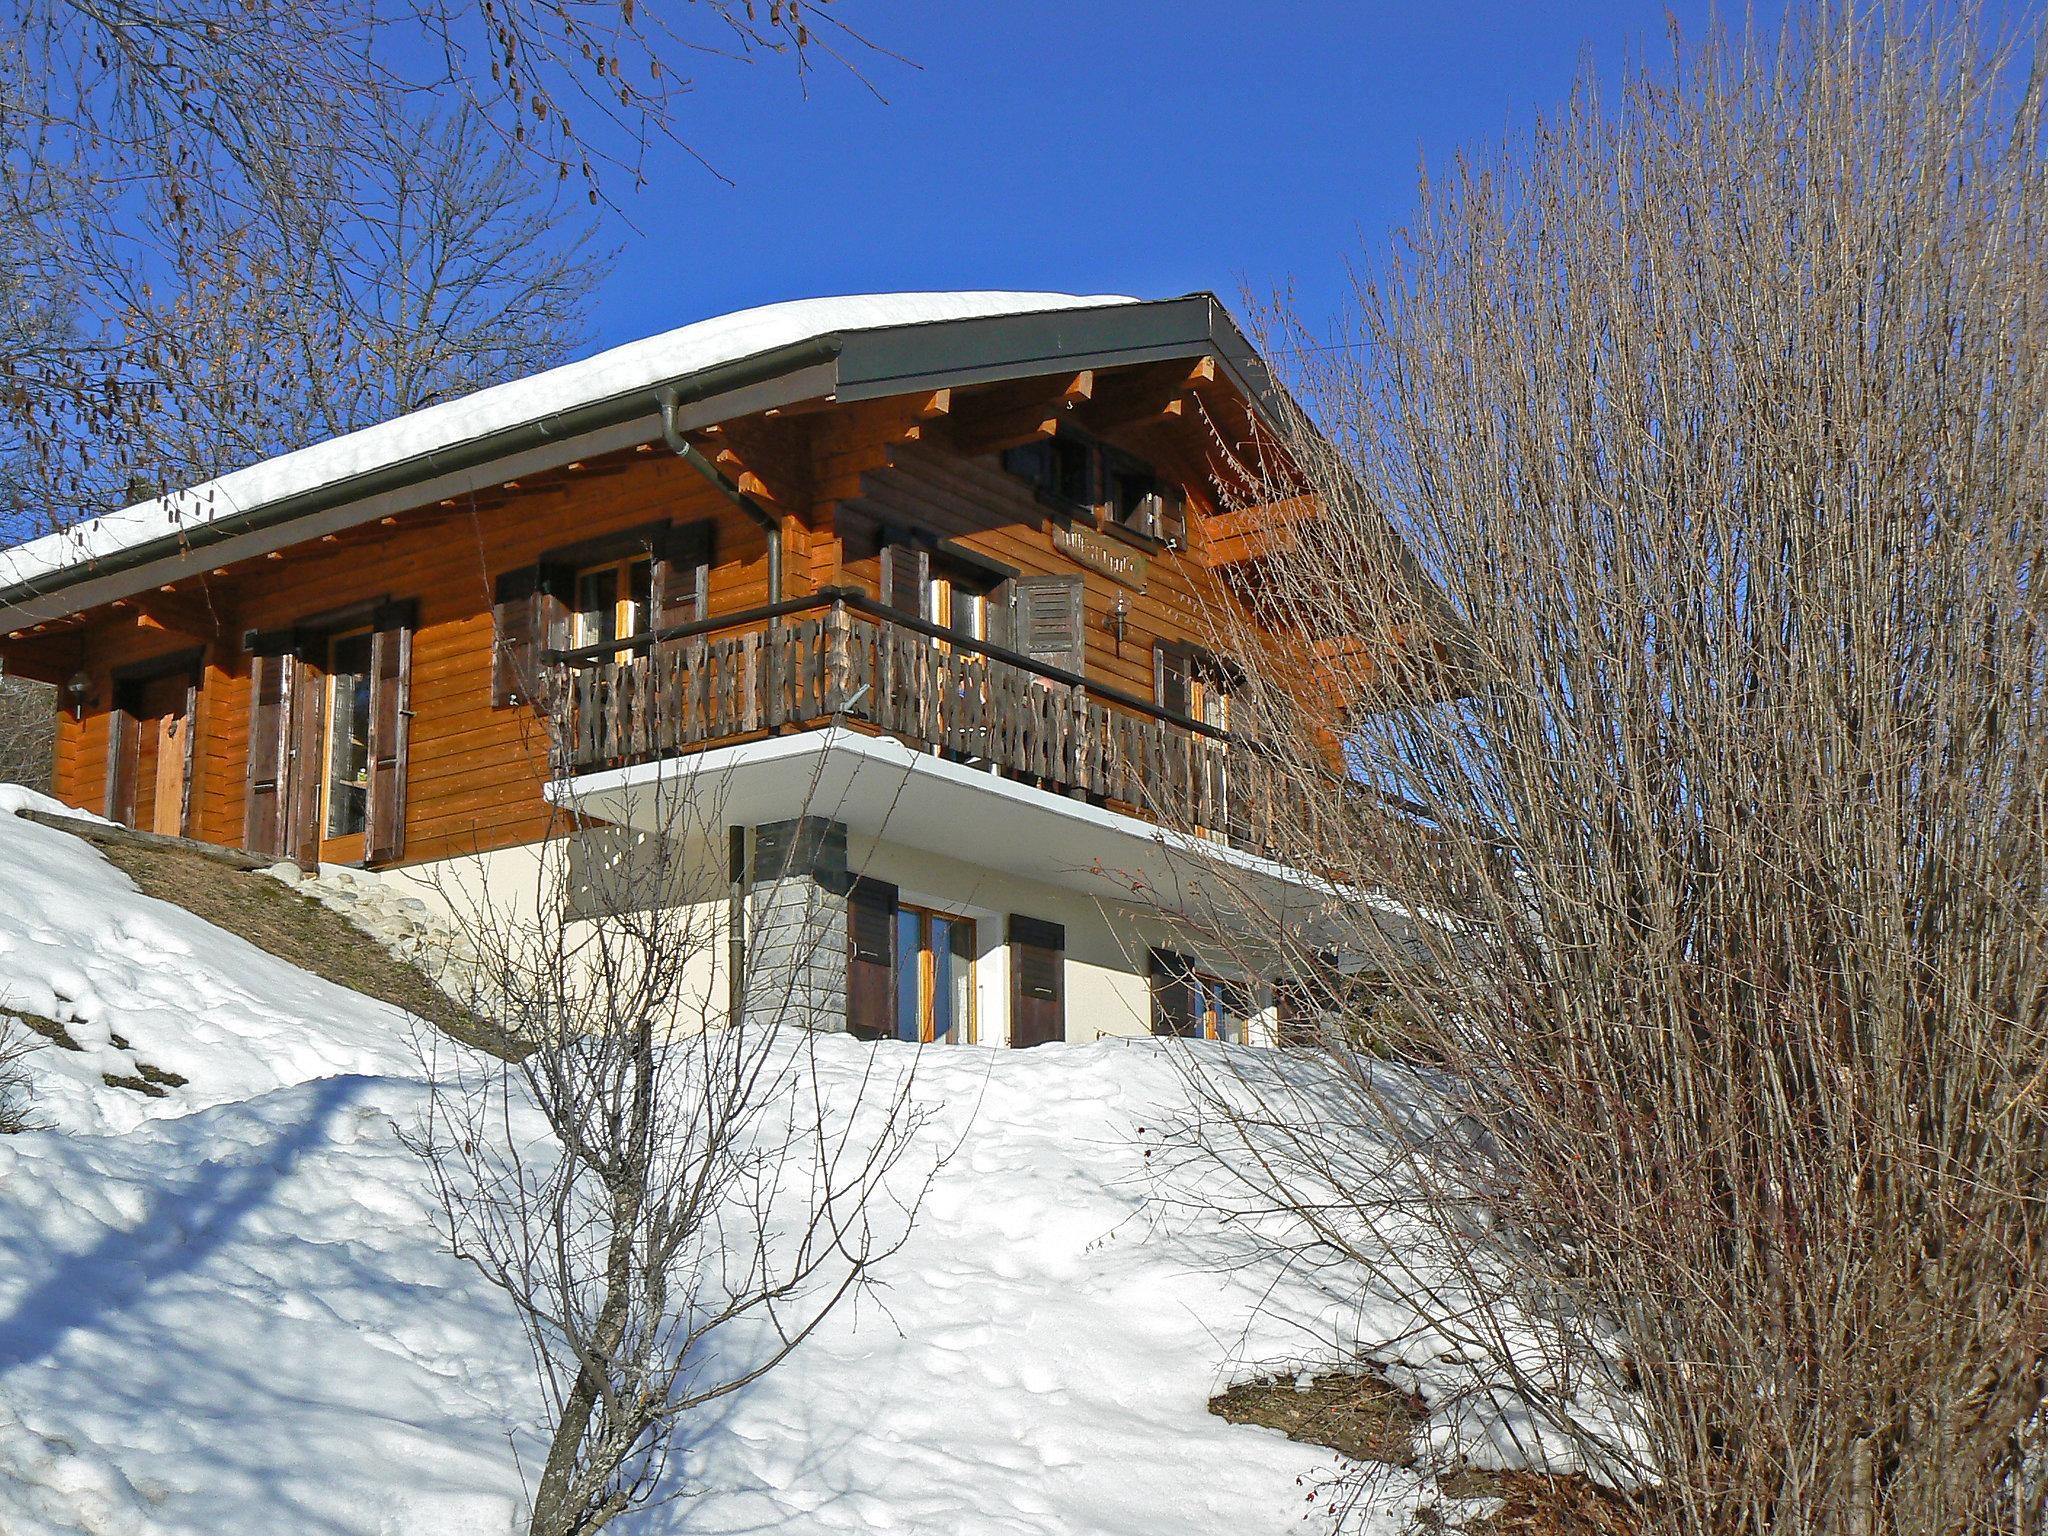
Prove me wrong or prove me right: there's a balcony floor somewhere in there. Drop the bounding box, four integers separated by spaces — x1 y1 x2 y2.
549 724 1335 917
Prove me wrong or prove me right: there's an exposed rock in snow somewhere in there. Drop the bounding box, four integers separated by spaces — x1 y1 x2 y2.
258 863 479 1002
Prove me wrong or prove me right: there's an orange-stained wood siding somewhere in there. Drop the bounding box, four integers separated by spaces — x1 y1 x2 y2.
39 379 1292 869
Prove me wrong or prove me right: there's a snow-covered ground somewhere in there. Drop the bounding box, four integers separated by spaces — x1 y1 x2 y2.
0 790 1477 1534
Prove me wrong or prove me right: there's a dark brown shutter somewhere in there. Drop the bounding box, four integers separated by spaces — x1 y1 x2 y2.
1008 914 1065 1048
1149 948 1200 1038
1011 574 1086 677
846 876 899 1040
533 564 573 709
285 656 325 869
985 578 1015 649
880 541 929 620
1155 642 1192 718
243 647 293 856
176 680 199 837
491 567 538 707
103 707 140 827
364 600 415 864
650 518 715 636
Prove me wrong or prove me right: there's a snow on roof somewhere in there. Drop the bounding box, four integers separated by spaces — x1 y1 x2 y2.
0 290 1135 597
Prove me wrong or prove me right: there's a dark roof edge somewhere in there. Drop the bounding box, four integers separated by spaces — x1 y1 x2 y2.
0 332 846 623
0 294 1293 624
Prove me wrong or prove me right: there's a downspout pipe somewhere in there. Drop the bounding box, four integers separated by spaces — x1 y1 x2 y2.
659 387 782 605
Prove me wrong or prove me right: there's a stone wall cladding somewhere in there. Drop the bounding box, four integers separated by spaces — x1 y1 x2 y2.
744 816 849 1032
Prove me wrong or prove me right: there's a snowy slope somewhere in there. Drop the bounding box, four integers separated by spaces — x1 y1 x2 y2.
0 788 426 1138
0 793 1426 1535
0 792 1612 1535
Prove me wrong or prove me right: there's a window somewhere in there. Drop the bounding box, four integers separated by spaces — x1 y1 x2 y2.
1156 642 1235 730
323 629 374 840
894 905 976 1044
1150 947 1255 1043
1195 974 1253 1045
930 570 988 643
572 556 652 659
1103 451 1163 539
1004 436 1095 506
1005 432 1183 546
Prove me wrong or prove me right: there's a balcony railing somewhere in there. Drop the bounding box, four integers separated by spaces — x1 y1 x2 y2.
546 588 1308 858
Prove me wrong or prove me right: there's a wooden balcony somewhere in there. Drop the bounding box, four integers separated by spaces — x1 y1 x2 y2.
546 589 1307 859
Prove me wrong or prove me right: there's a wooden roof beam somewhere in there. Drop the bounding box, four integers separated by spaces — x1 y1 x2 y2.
1194 495 1318 568
940 371 1097 457
110 585 233 639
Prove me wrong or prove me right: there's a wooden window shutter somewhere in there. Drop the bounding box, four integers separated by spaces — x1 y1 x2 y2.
285 655 326 869
175 679 199 837
1148 947 1200 1038
1010 574 1086 677
1155 485 1187 549
650 518 715 635
1154 642 1192 718
846 876 899 1040
103 706 140 827
242 646 295 857
880 539 929 620
491 566 539 707
364 600 415 864
1008 914 1065 1048
985 578 1014 649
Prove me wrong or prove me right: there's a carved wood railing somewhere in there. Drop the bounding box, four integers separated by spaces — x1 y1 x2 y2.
547 588 1309 858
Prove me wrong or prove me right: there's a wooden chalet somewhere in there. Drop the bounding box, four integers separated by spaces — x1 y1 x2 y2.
0 292 1376 1048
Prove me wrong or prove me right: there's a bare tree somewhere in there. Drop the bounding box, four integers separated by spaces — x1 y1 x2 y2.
0 0 897 538
93 98 603 511
412 760 932 1536
1164 6 2048 1532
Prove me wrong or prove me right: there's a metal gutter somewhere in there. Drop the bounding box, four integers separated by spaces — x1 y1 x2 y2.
0 293 1302 628
0 334 844 624
660 390 783 605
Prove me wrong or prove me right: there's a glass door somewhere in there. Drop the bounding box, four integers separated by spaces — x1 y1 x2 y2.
894 905 975 1044
319 629 374 863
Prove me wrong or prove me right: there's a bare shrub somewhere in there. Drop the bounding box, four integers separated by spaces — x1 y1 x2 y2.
0 1020 38 1132
1174 6 2048 1532
0 674 55 791
411 765 933 1536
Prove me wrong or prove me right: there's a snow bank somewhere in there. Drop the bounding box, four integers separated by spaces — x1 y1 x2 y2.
0 291 1134 595
0 788 424 1137
0 799 1592 1533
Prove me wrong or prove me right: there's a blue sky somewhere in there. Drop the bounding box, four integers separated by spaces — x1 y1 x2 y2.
585 2 1717 351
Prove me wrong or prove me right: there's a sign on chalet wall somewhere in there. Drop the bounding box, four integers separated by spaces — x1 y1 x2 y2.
1051 521 1149 592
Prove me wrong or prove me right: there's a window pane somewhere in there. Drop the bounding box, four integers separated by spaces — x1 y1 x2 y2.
930 916 973 1045
325 632 374 838
895 909 923 1042
947 918 974 1044
1111 469 1153 532
1051 438 1093 504
952 589 984 642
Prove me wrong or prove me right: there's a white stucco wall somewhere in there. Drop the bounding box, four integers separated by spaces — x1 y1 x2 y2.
380 824 1276 1047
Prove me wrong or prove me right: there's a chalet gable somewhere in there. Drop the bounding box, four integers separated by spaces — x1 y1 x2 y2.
0 291 1292 636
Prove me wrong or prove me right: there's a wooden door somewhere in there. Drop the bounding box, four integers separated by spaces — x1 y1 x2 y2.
151 712 186 834
1009 915 1065 1047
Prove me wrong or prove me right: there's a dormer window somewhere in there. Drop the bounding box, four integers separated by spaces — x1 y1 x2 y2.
1005 431 1185 547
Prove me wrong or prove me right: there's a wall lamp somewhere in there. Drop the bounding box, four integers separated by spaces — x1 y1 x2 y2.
65 670 97 721
1103 592 1130 656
